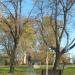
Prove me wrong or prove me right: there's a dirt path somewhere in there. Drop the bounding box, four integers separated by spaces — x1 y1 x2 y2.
26 65 36 75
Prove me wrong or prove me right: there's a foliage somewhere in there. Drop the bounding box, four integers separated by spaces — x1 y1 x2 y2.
16 19 36 64
42 16 56 47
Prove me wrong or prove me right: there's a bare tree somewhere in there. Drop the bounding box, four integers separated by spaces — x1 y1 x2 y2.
0 33 14 62
52 0 75 70
33 0 75 73
0 0 37 73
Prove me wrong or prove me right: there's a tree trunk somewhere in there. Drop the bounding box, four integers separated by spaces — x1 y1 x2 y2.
9 43 17 73
53 52 64 75
53 52 60 70
9 55 15 73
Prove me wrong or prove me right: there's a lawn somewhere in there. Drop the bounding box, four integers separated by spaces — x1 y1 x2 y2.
34 65 75 75
63 67 75 75
0 65 28 75
0 65 75 75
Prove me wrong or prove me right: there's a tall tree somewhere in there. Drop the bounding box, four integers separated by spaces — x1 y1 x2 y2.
0 0 37 73
33 0 75 72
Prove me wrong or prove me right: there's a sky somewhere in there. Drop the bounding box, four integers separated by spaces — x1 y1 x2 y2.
22 0 33 16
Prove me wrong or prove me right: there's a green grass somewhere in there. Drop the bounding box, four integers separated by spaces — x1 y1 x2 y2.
0 65 75 75
34 65 75 75
63 67 75 75
0 65 28 75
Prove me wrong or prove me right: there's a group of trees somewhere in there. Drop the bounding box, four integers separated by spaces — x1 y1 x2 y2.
0 0 75 74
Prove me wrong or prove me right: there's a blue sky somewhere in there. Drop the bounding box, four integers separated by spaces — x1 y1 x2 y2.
22 0 33 16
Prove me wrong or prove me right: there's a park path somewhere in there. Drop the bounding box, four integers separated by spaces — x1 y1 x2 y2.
26 65 36 75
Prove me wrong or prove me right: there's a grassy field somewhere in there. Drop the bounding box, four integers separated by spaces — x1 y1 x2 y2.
34 65 75 75
0 65 75 75
63 67 75 75
0 65 28 75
